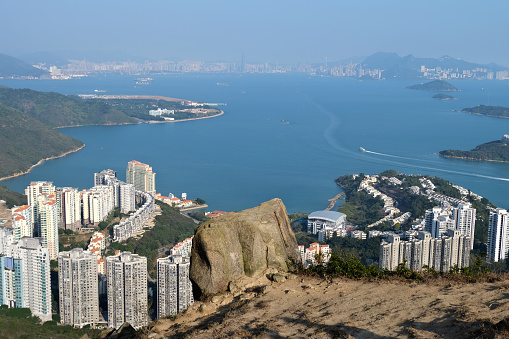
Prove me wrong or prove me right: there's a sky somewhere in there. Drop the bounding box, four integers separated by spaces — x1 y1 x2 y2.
2 0 509 66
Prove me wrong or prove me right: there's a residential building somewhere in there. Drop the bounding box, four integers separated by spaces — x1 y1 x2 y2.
113 191 154 242
157 255 194 318
126 160 156 196
25 181 55 223
56 187 81 231
0 234 52 322
452 203 476 249
106 252 148 330
81 185 114 226
36 194 59 260
487 208 509 262
379 230 470 272
11 205 32 241
58 248 99 327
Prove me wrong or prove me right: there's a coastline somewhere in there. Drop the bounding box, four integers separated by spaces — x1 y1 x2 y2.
461 111 509 119
0 144 86 182
146 110 224 124
439 154 509 164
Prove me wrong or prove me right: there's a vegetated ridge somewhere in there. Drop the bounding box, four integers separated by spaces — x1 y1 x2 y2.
462 105 509 118
406 80 459 91
0 54 49 78
440 137 509 163
0 87 136 127
0 103 84 179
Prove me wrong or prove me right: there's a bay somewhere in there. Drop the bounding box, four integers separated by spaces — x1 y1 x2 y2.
1 74 509 212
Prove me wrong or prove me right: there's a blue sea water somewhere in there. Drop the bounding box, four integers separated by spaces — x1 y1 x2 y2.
1 74 509 212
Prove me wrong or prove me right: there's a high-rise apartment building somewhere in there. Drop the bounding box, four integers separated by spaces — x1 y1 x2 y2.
25 181 55 223
157 255 194 318
56 187 81 231
126 160 156 196
106 252 148 330
81 185 114 226
487 208 509 262
58 248 99 327
452 203 476 249
11 205 32 241
379 230 470 272
95 169 136 214
36 194 59 260
0 232 52 322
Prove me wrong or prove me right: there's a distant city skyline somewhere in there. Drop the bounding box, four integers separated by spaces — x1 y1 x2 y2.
2 1 509 67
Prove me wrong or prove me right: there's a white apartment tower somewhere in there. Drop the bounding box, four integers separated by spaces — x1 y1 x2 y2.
11 205 33 241
126 160 156 196
157 255 194 318
25 181 55 223
56 187 81 232
81 185 114 226
487 208 509 262
0 234 52 323
106 252 148 330
452 203 476 249
36 194 59 260
58 248 99 327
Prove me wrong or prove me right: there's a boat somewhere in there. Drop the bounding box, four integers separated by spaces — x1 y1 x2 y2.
217 82 229 86
94 89 106 93
359 147 366 152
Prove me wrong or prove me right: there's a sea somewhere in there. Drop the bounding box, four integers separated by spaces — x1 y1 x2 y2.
1 74 509 213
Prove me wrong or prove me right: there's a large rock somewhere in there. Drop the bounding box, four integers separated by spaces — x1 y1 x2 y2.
190 198 301 296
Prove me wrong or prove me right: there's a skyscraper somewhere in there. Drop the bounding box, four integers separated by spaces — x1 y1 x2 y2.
157 255 194 318
106 252 148 330
487 208 509 262
25 181 55 226
126 160 156 196
58 248 99 327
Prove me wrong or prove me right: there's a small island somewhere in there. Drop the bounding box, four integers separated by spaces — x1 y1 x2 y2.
462 105 509 118
439 135 509 162
406 80 459 91
432 93 457 100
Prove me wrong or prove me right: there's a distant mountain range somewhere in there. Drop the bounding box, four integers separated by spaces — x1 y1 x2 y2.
361 52 507 79
0 54 49 78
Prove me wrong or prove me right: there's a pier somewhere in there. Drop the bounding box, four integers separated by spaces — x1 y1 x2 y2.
325 192 345 211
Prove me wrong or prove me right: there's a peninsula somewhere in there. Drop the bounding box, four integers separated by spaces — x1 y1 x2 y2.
406 80 459 91
439 135 509 163
462 105 509 118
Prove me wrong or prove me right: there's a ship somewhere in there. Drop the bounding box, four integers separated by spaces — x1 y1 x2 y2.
94 89 106 93
217 82 229 86
359 147 366 152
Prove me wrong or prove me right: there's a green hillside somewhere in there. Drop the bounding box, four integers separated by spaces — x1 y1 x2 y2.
406 80 459 91
0 54 48 78
0 88 136 127
462 105 509 118
0 104 84 178
439 140 509 162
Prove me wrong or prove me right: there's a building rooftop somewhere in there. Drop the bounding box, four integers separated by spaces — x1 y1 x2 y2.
308 210 346 223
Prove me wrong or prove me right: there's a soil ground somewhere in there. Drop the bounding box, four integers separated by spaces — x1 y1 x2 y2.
148 275 509 338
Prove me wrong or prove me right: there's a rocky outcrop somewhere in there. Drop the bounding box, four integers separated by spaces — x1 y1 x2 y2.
190 198 301 296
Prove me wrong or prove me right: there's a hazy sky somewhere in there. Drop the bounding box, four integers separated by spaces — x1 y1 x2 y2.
2 0 508 66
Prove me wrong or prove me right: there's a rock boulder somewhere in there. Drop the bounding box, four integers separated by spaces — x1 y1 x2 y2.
190 198 301 296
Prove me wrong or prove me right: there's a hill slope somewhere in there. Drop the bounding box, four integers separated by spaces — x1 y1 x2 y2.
0 88 136 127
149 275 509 338
0 53 49 78
0 104 84 178
440 140 509 162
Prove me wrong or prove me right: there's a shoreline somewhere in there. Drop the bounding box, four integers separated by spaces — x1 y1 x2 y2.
0 144 86 182
439 154 509 164
461 111 509 119
146 110 224 124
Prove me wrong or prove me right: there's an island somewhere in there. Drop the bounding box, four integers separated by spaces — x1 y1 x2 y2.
439 135 509 162
462 105 509 118
432 93 457 100
406 80 459 91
